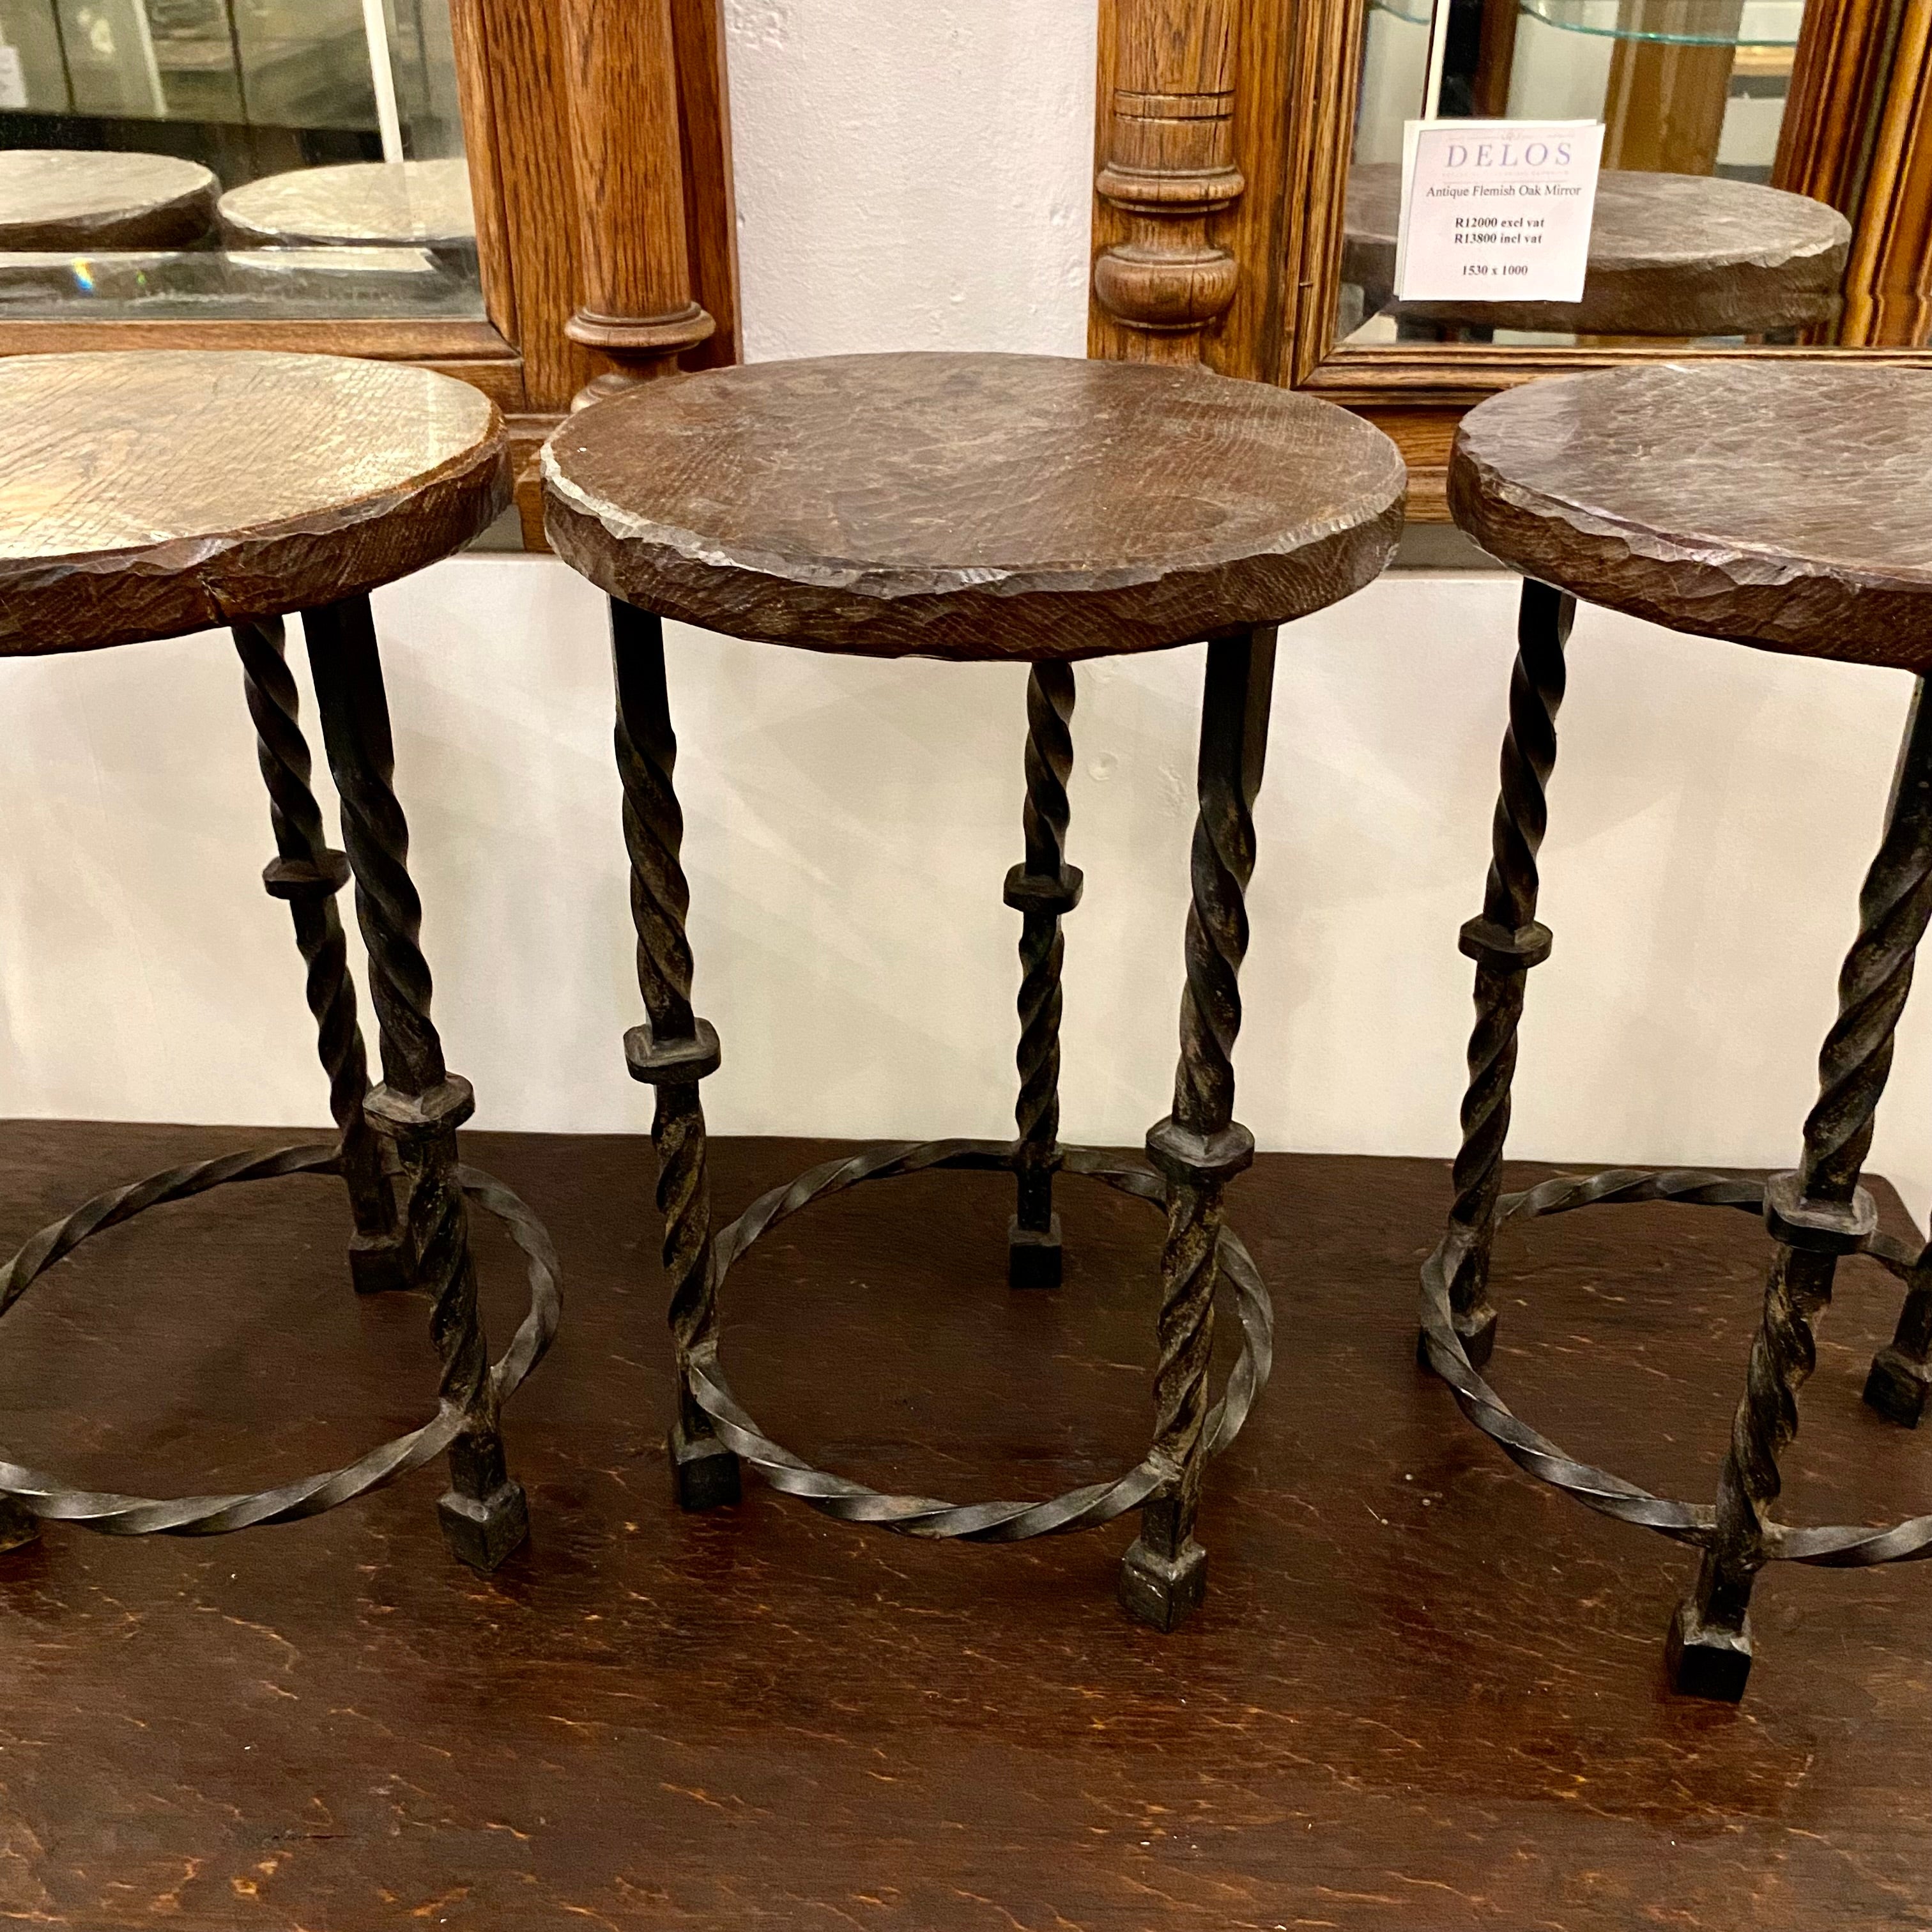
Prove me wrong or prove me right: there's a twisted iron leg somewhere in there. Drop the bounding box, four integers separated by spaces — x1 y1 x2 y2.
233 618 408 1295
1006 663 1081 1289
1430 580 1572 1370
1122 627 1277 1632
303 595 530 1573
1668 678 1932 1699
610 600 737 1512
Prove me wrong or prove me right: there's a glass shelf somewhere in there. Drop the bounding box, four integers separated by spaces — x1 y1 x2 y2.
1368 0 1434 26
1517 0 1801 48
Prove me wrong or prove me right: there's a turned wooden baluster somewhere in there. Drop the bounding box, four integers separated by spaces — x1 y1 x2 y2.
1091 0 1245 362
558 0 717 404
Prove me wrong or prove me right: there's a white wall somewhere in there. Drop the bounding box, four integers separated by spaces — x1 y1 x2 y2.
6 0 1932 1226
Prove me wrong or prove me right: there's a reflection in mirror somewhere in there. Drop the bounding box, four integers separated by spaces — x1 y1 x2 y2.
1338 0 1896 349
0 0 480 320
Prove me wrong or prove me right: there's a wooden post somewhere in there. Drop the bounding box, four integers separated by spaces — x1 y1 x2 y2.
1839 0 1932 346
558 0 717 405
1601 0 1744 174
1090 0 1246 363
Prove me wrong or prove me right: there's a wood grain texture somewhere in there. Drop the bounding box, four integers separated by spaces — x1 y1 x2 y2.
0 351 509 655
1452 361 1932 668
669 0 744 371
1773 0 1897 212
468 0 595 410
1089 0 1245 364
448 0 521 350
0 150 218 251
1346 165 1852 336
6 1123 1932 1928
217 160 476 249
558 0 714 394
1839 0 1932 347
542 352 1406 659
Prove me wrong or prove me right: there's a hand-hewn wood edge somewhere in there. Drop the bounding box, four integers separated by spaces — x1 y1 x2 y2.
0 424 512 656
1448 427 1932 668
1315 344 1932 519
540 480 1406 660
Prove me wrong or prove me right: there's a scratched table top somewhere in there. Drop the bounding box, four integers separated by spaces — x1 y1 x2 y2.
3 1120 1929 1929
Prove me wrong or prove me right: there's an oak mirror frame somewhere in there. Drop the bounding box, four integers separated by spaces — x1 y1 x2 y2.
1087 0 1932 517
0 0 743 541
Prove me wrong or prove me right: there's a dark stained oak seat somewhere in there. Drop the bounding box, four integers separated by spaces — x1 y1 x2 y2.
541 351 1406 660
1344 165 1851 338
1451 362 1932 671
0 149 219 252
0 350 509 656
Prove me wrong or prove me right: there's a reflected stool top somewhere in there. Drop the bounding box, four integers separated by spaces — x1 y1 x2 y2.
219 159 476 249
1452 362 1932 670
0 149 218 252
0 351 508 656
541 352 1406 660
1344 166 1850 337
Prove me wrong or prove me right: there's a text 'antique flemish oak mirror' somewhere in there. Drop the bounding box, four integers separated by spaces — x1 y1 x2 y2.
1087 0 1932 515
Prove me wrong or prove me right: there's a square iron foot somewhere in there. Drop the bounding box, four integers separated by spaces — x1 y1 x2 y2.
0 1496 39 1554
348 1232 413 1296
1665 1596 1752 1701
670 1419 741 1512
1007 1214 1063 1290
438 1480 529 1573
1864 1345 1931 1427
1119 1535 1207 1632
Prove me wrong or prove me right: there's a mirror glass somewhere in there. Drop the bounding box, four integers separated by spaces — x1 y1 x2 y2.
0 0 482 320
1338 0 1895 349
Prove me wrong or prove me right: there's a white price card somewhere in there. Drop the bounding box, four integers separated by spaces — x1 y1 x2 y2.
1394 119 1604 304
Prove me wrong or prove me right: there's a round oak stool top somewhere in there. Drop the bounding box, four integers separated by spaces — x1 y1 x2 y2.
1344 165 1850 337
541 351 1406 659
0 349 509 656
1451 362 1932 671
219 158 476 249
0 148 219 251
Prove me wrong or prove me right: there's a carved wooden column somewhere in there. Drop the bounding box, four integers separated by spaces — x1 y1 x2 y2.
558 0 717 405
1090 0 1246 363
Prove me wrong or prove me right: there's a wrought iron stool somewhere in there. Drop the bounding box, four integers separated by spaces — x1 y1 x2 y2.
542 351 1404 1628
1422 360 1932 1699
0 350 558 1571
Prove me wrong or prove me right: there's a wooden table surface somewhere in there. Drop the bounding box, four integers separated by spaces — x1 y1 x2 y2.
1452 361 1932 671
0 350 508 654
542 353 1406 660
3 1120 1931 1928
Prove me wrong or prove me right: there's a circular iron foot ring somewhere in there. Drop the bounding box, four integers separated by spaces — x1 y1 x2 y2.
691 1138 1273 1541
1420 1164 1932 1567
0 1140 561 1536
